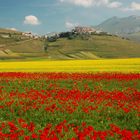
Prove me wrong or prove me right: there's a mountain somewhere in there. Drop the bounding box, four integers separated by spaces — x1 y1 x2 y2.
96 15 140 36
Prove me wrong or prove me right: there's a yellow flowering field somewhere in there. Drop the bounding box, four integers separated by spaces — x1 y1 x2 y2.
0 58 140 73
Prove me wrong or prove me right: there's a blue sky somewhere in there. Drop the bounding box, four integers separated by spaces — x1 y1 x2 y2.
0 0 140 34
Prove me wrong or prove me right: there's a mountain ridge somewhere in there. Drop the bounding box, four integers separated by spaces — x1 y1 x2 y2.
96 15 140 35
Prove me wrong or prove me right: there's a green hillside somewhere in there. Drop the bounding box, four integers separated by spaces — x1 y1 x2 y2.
0 29 46 59
46 35 140 59
0 28 140 60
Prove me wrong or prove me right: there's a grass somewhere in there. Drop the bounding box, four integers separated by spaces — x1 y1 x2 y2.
0 58 140 73
7 39 45 53
1 33 140 60
0 38 46 59
0 28 45 59
46 35 140 59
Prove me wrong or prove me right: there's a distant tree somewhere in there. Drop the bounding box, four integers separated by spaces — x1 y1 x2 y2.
47 34 58 42
67 32 76 40
59 32 69 38
78 33 90 40
59 31 79 40
98 32 108 36
9 33 12 38
48 37 56 42
44 41 48 52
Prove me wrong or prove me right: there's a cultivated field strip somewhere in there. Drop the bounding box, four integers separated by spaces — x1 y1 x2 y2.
0 58 140 73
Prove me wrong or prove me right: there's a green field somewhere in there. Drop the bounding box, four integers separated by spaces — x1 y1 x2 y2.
0 28 46 59
46 35 140 59
1 28 140 60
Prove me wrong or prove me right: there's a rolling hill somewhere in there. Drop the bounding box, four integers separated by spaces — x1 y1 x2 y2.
0 28 21 34
46 35 140 60
0 29 46 59
0 28 140 60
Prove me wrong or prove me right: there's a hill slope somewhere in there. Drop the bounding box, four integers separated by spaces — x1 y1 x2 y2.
0 28 140 60
46 35 140 59
0 28 21 34
0 29 46 59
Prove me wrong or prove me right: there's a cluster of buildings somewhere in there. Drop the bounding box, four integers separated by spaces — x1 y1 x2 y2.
0 26 104 40
0 31 41 40
22 32 40 39
72 26 96 34
44 26 102 39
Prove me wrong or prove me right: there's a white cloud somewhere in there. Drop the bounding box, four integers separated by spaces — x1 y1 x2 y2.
24 15 41 25
122 2 140 11
60 0 93 7
96 0 109 6
60 0 98 7
65 21 79 29
130 2 140 10
108 1 122 8
59 0 122 9
121 7 132 12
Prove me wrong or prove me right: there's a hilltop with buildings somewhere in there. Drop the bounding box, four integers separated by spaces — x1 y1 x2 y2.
72 26 96 34
0 26 140 60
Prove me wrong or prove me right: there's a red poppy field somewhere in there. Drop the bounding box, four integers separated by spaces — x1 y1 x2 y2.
0 72 140 139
